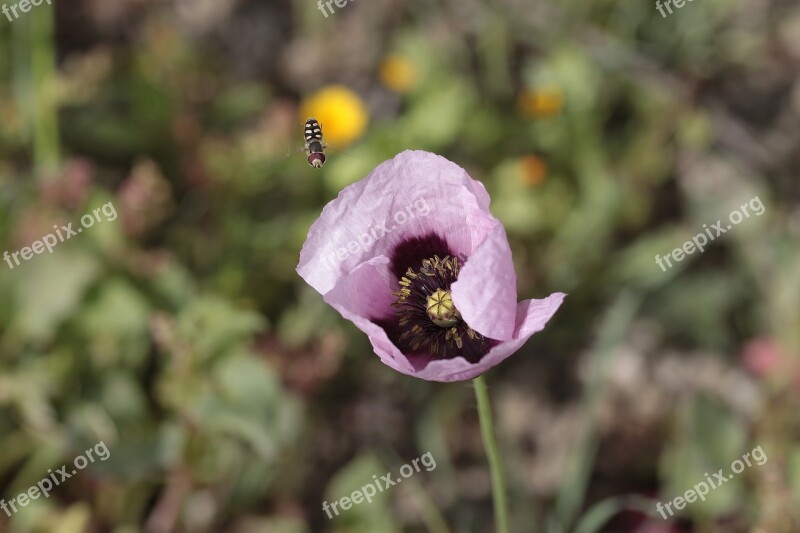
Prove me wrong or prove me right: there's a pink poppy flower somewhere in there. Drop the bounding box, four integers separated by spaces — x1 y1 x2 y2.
741 337 784 378
297 150 565 382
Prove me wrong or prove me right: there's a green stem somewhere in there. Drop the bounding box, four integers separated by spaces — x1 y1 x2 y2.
33 1 59 171
473 374 510 533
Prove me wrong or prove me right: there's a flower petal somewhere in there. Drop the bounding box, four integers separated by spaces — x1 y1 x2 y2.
297 150 495 295
411 293 566 382
450 223 518 341
514 292 567 338
322 255 416 374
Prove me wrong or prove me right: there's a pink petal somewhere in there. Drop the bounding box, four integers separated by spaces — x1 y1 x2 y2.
297 150 495 295
411 293 566 382
450 223 518 341
322 256 416 375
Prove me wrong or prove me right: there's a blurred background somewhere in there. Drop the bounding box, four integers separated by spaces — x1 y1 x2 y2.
1 0 800 531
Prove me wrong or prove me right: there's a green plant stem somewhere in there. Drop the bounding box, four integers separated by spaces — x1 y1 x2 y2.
29 1 60 172
473 374 510 533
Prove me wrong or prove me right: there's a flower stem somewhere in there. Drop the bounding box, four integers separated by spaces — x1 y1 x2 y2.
29 0 60 172
473 374 510 533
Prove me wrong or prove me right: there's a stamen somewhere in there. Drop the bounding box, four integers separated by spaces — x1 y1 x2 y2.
390 254 494 360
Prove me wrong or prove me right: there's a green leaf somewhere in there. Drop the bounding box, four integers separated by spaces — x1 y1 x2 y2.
11 250 100 343
574 496 658 533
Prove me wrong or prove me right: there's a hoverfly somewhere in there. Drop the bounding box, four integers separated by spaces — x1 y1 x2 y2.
304 118 326 168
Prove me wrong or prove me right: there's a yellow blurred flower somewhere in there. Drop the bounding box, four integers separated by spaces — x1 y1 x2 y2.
518 155 547 186
518 86 563 118
299 86 368 149
379 55 418 93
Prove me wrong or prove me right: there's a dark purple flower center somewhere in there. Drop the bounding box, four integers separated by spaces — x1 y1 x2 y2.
377 233 497 363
